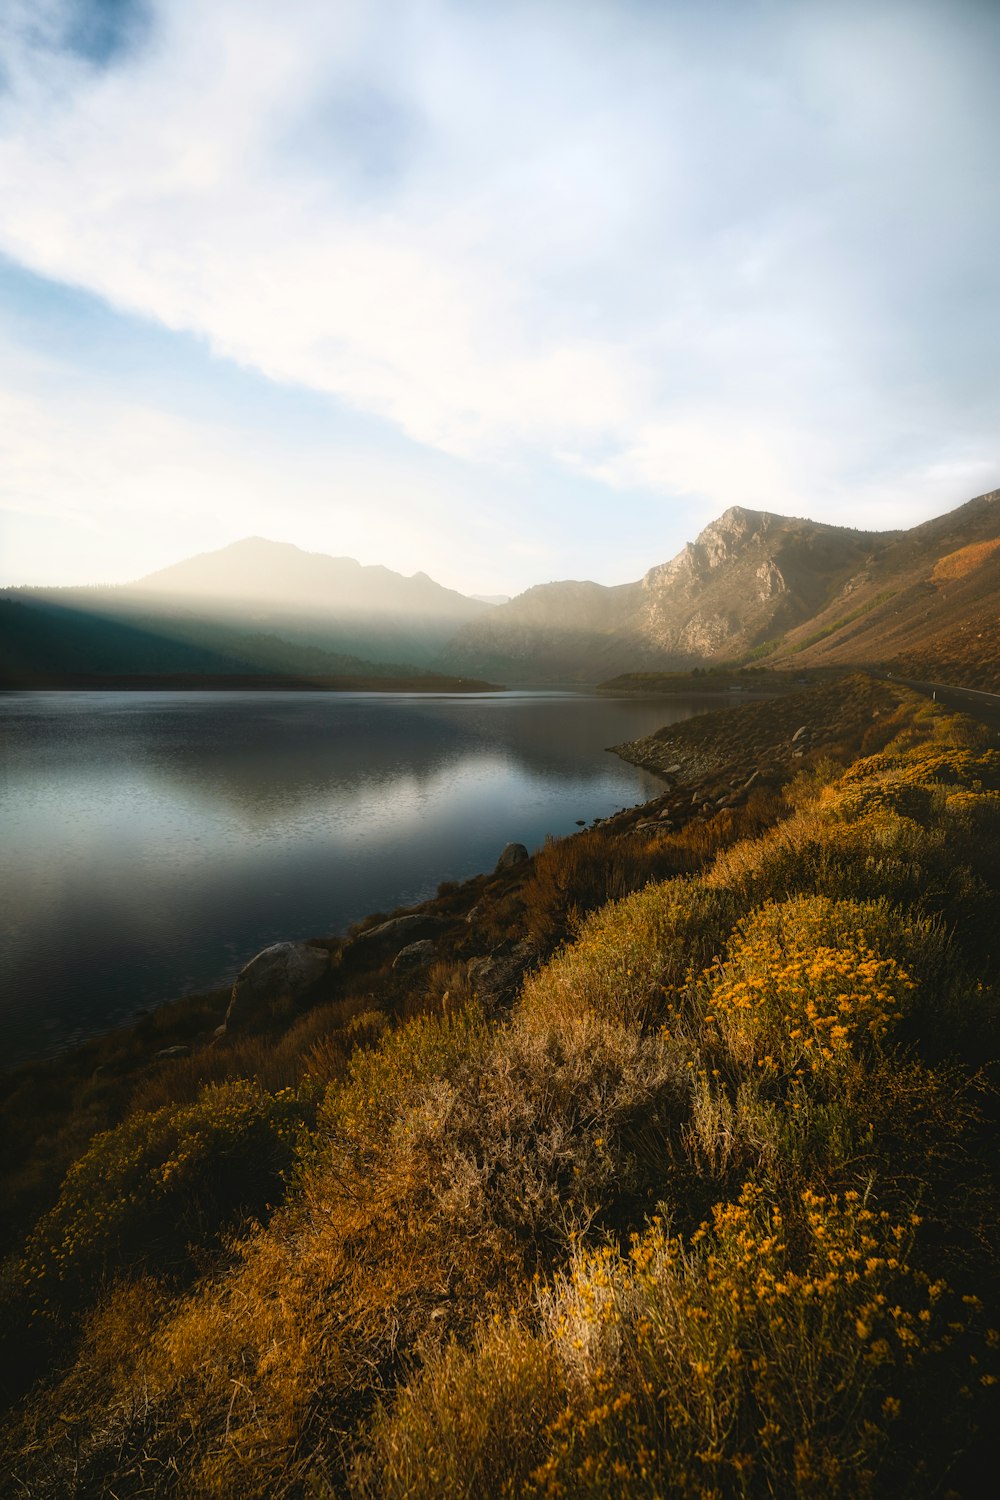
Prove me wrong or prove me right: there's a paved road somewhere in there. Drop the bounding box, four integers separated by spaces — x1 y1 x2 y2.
891 677 1000 732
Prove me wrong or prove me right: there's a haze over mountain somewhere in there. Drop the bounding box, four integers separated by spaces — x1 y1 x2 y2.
135 537 484 626
2 490 997 689
0 539 489 684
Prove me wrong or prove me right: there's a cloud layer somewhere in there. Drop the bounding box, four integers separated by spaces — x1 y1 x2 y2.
1 0 998 585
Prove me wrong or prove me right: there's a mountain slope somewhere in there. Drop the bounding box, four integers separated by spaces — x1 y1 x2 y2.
767 489 1000 687
440 506 895 682
440 490 999 687
1 539 490 680
436 578 645 682
0 595 439 685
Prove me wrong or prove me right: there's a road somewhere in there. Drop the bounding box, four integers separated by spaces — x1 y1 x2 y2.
890 677 1000 732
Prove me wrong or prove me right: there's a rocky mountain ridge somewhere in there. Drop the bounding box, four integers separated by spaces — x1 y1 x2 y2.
439 504 899 680
439 490 999 684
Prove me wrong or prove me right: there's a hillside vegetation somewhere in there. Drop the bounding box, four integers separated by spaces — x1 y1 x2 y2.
2 679 999 1496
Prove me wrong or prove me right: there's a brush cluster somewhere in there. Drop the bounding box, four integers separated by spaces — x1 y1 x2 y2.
2 686 998 1496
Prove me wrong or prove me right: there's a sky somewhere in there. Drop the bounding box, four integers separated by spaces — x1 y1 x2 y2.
0 0 998 597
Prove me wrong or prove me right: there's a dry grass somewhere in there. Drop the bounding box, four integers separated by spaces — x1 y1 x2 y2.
4 687 1000 1498
931 536 1000 581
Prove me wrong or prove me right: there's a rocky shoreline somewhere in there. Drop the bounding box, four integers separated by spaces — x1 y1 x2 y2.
0 672 913 1263
612 671 894 797
211 676 903 1043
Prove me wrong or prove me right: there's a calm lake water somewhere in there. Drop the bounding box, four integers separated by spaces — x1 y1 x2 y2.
0 690 713 1062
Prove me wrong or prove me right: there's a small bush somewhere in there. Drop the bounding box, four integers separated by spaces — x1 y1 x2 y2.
703 895 947 1077
355 1323 565 1499
519 880 739 1037
21 1080 309 1315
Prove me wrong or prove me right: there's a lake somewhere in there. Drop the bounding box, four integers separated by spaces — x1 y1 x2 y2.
0 689 714 1062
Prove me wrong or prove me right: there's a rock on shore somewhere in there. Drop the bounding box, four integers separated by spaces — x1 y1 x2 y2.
225 941 329 1031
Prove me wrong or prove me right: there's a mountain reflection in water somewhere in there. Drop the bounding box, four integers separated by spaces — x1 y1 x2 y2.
1 690 713 1061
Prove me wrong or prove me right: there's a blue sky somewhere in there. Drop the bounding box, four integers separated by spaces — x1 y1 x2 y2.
1 0 998 594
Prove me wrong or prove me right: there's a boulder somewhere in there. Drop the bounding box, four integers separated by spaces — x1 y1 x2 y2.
349 913 445 961
466 940 538 1010
495 841 529 872
392 939 436 972
225 941 329 1030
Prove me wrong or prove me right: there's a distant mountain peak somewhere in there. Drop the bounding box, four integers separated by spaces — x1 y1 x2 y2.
128 538 487 627
137 536 362 584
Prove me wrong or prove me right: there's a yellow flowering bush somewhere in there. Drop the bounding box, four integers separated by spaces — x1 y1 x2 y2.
704 896 931 1076
529 1184 996 1499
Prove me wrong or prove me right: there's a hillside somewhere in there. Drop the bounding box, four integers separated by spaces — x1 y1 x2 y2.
440 489 1000 687
0 595 460 686
0 539 490 684
767 489 1000 687
2 677 998 1494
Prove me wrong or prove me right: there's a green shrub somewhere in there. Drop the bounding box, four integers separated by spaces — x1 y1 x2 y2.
318 1004 489 1147
519 880 739 1037
22 1080 309 1313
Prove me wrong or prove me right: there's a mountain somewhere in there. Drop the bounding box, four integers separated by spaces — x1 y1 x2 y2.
438 490 1000 686
437 577 645 683
1 539 490 684
438 507 894 682
636 508 889 657
130 537 487 662
3 493 997 690
135 537 482 624
765 489 1000 688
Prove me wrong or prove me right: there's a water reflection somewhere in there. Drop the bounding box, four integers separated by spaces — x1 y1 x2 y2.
1 691 706 1060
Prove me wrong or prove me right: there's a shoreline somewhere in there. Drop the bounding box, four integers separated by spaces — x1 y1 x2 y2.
7 670 992 1078
0 671 505 694
0 673 884 1076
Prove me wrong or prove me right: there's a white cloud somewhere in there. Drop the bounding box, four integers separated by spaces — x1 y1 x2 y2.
0 346 535 589
0 0 997 573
